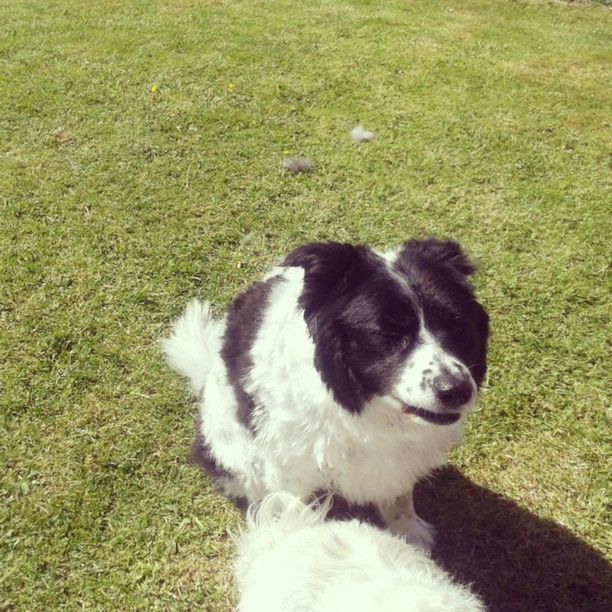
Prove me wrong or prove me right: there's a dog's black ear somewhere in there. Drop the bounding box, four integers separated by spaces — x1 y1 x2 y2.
283 242 373 414
282 242 370 315
283 241 366 279
400 238 476 278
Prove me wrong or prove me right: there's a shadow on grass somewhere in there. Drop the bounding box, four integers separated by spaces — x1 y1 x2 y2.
416 467 612 612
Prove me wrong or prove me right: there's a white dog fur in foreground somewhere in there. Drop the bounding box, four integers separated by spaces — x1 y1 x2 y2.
233 493 485 612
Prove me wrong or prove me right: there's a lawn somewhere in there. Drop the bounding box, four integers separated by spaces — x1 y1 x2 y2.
1 0 610 610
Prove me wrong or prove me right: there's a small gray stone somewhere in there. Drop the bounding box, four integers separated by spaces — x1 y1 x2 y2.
282 157 315 174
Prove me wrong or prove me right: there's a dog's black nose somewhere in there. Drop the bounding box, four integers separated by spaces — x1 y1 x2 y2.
433 375 473 410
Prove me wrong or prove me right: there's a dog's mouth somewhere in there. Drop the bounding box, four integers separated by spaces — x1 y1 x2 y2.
400 404 462 425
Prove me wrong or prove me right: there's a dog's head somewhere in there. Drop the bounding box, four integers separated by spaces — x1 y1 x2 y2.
283 240 489 425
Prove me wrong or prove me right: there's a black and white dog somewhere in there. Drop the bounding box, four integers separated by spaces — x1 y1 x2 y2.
164 239 489 549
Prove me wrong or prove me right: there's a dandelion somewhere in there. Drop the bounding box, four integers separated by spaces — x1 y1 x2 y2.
150 84 158 93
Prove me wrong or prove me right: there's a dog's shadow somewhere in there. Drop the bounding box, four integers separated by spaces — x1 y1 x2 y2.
415 467 611 612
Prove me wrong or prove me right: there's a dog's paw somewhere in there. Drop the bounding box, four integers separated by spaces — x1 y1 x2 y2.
407 515 435 553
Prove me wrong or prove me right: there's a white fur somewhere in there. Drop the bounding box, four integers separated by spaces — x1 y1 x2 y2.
164 266 470 547
234 493 485 612
162 299 224 399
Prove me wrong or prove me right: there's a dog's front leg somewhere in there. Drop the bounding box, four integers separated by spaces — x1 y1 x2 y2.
378 490 435 552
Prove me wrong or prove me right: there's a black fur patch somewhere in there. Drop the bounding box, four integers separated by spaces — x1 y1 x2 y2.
398 238 477 280
221 276 280 429
310 490 386 528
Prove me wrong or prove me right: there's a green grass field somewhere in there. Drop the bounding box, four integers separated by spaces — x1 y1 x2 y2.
1 0 610 610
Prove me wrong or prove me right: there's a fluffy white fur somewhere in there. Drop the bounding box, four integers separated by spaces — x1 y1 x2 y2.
234 493 485 612
162 299 224 400
165 265 470 548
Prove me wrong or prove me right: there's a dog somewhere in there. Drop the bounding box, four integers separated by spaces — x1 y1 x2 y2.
164 239 489 549
233 492 485 611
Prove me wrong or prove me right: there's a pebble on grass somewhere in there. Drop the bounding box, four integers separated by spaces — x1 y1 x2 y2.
282 157 315 174
351 125 375 143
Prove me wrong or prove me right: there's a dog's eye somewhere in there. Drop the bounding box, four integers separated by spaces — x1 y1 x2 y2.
383 314 417 332
379 323 414 347
397 334 412 348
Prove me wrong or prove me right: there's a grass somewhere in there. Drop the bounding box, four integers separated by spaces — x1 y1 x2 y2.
1 0 610 609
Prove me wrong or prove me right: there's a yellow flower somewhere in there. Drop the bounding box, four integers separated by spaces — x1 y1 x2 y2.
150 84 158 93
228 83 236 91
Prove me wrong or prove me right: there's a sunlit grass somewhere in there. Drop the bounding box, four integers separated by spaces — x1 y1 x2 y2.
1 0 610 609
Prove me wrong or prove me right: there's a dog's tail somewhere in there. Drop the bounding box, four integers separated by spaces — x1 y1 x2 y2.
162 299 224 399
